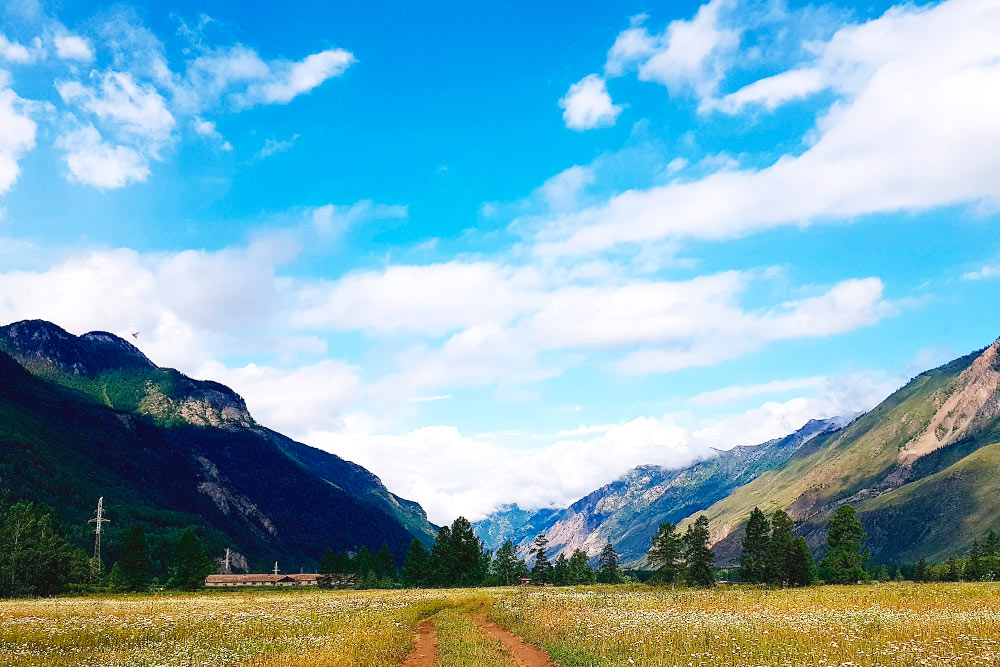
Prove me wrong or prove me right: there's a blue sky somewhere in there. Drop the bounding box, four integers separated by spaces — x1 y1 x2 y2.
1 0 999 523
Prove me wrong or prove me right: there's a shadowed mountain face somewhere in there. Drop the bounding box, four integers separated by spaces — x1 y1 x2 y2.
475 418 847 566
0 320 435 571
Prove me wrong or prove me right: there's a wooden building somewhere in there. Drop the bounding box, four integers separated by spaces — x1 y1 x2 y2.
204 573 319 587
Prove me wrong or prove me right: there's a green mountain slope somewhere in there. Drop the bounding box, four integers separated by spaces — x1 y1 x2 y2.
684 340 1000 565
0 320 435 572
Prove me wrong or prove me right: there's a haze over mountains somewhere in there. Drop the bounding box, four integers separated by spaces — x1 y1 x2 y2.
476 337 1000 566
0 319 435 572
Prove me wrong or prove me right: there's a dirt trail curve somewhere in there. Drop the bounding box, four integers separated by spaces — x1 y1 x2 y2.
475 617 556 667
401 620 438 667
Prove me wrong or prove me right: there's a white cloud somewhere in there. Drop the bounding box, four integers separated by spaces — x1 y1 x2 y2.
256 134 298 159
691 376 827 406
0 80 37 194
307 376 893 523
606 0 740 102
53 33 93 62
532 0 1000 257
249 48 355 105
0 35 31 63
715 67 825 112
55 125 150 189
57 71 175 146
963 264 1000 280
559 74 622 130
311 200 408 237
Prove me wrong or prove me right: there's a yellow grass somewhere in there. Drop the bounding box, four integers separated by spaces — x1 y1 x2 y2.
0 583 998 666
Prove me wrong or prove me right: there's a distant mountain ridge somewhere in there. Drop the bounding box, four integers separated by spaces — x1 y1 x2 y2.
0 319 435 571
475 338 1000 568
474 417 847 565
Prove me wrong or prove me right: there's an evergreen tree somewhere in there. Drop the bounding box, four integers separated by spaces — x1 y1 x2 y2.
352 546 376 588
787 537 815 587
0 502 88 598
552 553 570 585
118 523 150 592
429 526 453 587
648 522 684 584
766 510 795 586
530 534 552 583
448 517 488 586
818 505 869 584
966 539 984 581
374 542 397 582
984 531 1000 580
402 539 431 588
166 529 215 590
876 565 890 582
739 508 770 584
491 541 523 586
683 515 715 587
318 548 340 588
945 556 962 582
568 549 595 585
597 542 621 584
915 558 927 582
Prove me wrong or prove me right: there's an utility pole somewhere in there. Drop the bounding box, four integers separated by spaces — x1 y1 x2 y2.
224 548 231 575
273 561 279 575
88 497 110 578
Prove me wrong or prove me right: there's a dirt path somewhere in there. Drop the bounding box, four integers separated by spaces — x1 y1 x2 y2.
475 617 555 667
401 620 438 667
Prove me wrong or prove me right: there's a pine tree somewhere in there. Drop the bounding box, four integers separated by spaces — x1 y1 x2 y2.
0 502 88 598
766 510 795 586
491 541 523 586
739 508 770 584
352 546 375 588
402 539 431 588
552 553 570 585
787 537 815 587
568 549 595 584
966 539 983 581
448 517 488 586
375 542 397 582
318 548 340 588
597 542 621 584
649 522 684 584
818 505 869 584
915 558 927 582
984 531 1000 580
166 529 215 590
530 534 552 583
945 556 961 582
683 515 715 587
429 526 453 587
118 523 151 592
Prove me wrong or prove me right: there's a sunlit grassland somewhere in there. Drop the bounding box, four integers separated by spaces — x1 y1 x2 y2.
490 583 1000 666
2 583 999 666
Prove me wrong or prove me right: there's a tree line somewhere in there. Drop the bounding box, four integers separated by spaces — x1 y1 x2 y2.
0 501 219 597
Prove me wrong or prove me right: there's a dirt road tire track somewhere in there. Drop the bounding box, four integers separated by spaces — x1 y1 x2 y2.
475 617 555 667
401 620 438 667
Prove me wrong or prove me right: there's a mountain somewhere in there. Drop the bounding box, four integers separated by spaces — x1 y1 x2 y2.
475 417 847 565
690 339 1000 565
0 320 435 572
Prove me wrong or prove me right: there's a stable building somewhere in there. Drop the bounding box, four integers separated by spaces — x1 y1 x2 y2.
205 573 319 587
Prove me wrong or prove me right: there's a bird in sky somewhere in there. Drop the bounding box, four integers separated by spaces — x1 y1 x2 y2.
131 332 140 339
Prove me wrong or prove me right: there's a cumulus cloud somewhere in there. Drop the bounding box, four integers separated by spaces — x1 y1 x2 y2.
307 374 895 523
58 71 175 146
559 74 622 130
247 48 355 105
55 125 150 189
0 79 37 194
606 0 740 102
963 264 1000 281
0 35 32 63
53 33 93 62
532 0 1000 257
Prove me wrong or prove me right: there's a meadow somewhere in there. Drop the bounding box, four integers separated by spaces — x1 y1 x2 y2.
1 583 999 666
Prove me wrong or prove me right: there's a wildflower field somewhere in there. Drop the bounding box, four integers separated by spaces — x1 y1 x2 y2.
1 583 999 667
